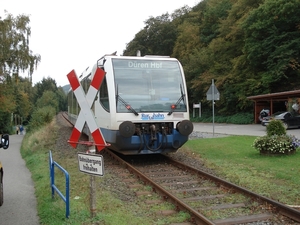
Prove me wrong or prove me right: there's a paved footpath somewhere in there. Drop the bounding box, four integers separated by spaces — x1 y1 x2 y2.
0 134 39 225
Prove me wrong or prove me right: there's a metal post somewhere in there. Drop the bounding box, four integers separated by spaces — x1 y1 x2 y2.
89 134 97 218
199 102 201 117
90 174 96 218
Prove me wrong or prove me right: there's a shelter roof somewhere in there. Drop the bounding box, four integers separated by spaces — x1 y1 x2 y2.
247 90 300 101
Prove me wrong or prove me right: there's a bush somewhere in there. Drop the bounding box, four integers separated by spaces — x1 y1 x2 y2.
253 135 297 154
26 106 56 132
266 120 286 136
191 112 253 124
253 119 300 154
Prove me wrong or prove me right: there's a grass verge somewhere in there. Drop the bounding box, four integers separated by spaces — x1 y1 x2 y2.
182 136 300 205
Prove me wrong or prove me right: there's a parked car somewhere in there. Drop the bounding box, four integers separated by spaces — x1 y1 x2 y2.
261 111 300 129
0 134 9 206
261 111 284 126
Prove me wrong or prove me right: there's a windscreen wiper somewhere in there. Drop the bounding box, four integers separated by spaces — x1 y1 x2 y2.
168 84 185 115
116 86 139 116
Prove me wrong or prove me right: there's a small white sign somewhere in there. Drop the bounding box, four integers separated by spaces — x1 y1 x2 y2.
77 153 104 176
193 103 200 108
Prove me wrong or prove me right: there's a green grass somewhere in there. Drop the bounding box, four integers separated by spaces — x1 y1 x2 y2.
21 120 189 225
182 136 300 204
20 120 300 224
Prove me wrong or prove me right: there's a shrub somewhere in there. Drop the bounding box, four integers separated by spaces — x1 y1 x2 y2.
190 112 253 124
253 119 300 154
266 119 286 136
26 106 56 132
253 135 297 154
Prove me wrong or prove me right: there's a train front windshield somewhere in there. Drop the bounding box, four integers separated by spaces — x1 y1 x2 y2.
112 58 187 113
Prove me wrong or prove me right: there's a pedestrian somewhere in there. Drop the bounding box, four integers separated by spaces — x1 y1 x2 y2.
16 125 19 135
20 125 24 135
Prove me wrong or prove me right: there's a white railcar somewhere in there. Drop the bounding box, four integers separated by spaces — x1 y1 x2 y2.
68 53 193 155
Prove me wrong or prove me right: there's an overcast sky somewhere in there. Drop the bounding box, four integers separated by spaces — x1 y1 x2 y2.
2 0 199 87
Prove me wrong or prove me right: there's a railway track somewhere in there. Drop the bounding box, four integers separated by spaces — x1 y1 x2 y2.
103 149 300 225
59 112 300 224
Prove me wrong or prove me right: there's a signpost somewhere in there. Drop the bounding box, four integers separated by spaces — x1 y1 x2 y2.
66 67 109 218
206 79 220 135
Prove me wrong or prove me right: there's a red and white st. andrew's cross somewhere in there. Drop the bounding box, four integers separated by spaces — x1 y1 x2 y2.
67 68 108 152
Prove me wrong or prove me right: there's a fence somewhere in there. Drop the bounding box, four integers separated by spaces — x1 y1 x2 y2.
49 150 70 218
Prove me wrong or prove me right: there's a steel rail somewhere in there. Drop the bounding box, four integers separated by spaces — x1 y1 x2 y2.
164 155 300 223
104 149 215 225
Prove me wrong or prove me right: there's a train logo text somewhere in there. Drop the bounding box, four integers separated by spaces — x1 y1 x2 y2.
141 113 165 120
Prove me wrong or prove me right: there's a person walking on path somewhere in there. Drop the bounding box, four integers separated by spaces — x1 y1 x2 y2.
20 125 24 135
0 134 40 225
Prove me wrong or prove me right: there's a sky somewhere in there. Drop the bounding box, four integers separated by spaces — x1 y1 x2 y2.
2 0 199 87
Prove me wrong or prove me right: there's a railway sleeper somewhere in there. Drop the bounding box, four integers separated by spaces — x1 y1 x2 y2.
212 213 273 225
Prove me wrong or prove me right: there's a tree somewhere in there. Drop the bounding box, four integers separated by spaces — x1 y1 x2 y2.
242 0 300 92
33 77 58 104
56 87 67 111
0 82 15 132
36 90 59 113
124 13 177 56
33 78 67 112
0 11 41 83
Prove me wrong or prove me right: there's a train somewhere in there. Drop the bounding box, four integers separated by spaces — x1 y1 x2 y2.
67 52 193 155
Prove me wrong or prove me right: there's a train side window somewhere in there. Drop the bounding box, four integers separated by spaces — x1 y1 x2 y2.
99 76 110 112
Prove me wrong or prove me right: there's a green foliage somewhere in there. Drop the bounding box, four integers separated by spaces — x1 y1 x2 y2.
191 112 253 124
36 90 59 113
253 120 297 154
0 111 12 133
0 11 41 80
124 13 177 56
33 77 58 103
242 0 300 92
253 135 296 154
57 87 68 111
0 12 67 133
0 83 15 131
266 120 286 136
26 106 56 132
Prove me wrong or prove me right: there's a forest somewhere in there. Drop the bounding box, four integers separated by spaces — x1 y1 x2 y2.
123 0 300 115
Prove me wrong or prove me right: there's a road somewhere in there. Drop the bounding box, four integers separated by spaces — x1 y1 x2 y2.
192 122 300 138
0 134 39 225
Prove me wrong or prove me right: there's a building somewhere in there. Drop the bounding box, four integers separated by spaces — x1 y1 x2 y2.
247 90 300 123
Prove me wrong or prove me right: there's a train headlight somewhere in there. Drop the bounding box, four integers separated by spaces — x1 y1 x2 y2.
176 120 193 136
119 121 135 138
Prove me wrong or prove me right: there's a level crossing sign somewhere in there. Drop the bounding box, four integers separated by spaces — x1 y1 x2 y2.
67 68 109 152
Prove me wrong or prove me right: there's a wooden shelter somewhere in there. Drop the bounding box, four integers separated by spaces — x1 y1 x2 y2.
247 90 300 123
